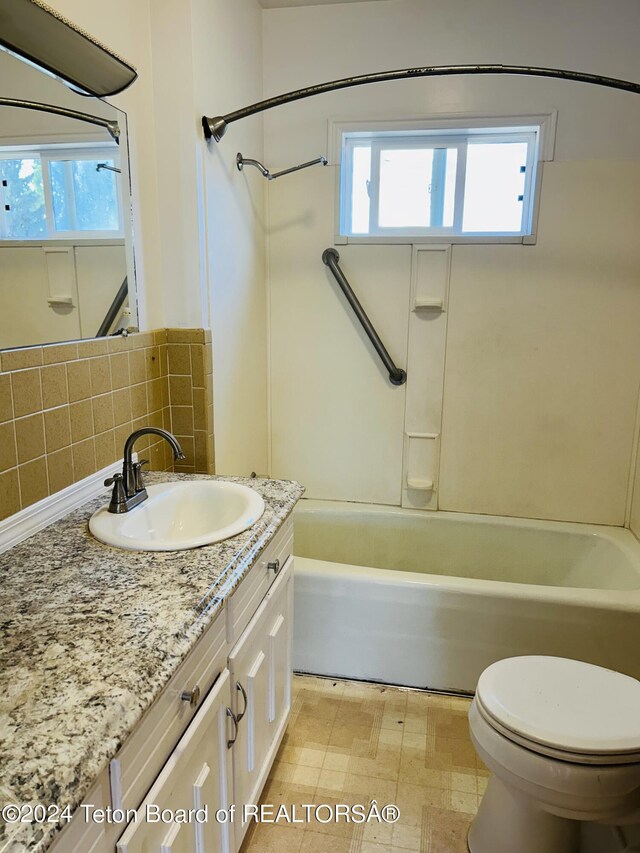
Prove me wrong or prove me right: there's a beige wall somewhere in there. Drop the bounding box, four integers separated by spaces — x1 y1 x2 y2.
41 0 269 479
0 245 127 348
45 0 166 332
264 0 640 524
440 161 640 524
191 0 269 477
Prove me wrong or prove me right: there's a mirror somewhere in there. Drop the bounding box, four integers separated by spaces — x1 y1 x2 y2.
0 47 137 349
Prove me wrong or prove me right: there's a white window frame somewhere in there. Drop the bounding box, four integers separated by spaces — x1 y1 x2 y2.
330 113 557 245
0 142 124 241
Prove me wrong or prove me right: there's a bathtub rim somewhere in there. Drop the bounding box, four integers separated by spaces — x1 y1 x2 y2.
293 499 640 606
294 555 640 611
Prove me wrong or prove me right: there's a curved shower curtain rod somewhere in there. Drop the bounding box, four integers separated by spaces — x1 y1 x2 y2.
0 97 120 141
202 63 640 142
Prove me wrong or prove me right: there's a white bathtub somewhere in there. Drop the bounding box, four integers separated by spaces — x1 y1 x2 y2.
292 501 640 693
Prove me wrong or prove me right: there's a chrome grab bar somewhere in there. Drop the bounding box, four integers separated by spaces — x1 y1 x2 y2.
322 248 406 386
96 276 128 337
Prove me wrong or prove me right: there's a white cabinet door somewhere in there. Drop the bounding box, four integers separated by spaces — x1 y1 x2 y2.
229 556 293 848
117 669 234 853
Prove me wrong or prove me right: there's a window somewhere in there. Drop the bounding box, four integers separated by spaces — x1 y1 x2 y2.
340 124 541 240
0 144 123 240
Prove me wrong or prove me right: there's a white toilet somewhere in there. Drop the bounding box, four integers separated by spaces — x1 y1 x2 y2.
468 656 640 853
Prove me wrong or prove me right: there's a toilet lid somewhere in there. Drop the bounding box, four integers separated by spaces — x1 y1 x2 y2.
477 656 640 757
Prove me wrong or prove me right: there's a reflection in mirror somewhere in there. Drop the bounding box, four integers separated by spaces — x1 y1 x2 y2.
0 48 137 350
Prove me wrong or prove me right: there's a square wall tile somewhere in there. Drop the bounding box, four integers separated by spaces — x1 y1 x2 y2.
19 457 48 506
171 406 194 436
44 407 71 453
0 374 13 422
72 438 96 480
167 345 191 375
112 388 133 426
42 343 77 365
70 400 94 443
11 369 42 418
2 347 43 371
169 375 193 407
0 468 21 520
95 430 117 469
110 352 131 390
89 357 112 396
0 422 17 473
92 394 115 434
15 414 45 464
66 360 92 403
41 365 68 410
129 350 146 385
47 447 74 494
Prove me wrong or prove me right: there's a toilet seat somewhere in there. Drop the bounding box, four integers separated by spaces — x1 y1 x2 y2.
476 656 640 766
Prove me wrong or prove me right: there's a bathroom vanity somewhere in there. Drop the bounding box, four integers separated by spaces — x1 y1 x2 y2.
0 473 303 853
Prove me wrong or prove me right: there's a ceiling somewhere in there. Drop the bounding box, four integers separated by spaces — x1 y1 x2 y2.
259 0 390 8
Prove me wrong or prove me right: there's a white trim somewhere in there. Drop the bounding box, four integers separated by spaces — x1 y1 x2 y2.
337 235 528 246
329 111 557 165
0 455 135 554
331 111 556 245
0 238 125 247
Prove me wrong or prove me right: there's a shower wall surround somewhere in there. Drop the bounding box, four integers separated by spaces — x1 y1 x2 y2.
0 329 214 521
264 0 640 527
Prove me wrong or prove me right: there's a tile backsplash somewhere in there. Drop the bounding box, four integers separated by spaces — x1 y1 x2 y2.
0 328 214 521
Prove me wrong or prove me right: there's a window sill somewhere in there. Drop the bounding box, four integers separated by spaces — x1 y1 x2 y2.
0 238 125 247
334 234 537 246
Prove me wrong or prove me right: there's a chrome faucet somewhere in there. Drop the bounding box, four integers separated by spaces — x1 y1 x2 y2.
105 427 185 513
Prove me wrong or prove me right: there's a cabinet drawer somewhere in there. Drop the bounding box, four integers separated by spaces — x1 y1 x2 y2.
226 518 293 647
110 609 227 815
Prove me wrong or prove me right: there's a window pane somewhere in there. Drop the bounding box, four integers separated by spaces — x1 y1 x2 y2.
73 160 119 231
0 158 46 238
349 145 371 234
49 160 71 231
442 149 458 227
462 141 528 233
50 158 120 232
378 148 433 228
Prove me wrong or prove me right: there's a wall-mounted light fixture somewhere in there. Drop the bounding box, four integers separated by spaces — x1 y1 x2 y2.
0 0 137 97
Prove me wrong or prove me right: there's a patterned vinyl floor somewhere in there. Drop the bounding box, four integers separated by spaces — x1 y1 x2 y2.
241 674 487 853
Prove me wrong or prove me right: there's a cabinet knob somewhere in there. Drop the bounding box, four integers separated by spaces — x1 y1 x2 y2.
180 685 200 708
268 559 280 575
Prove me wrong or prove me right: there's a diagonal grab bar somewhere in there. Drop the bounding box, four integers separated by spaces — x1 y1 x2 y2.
322 248 406 386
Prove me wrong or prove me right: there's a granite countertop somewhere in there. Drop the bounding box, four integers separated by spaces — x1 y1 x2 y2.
0 473 304 853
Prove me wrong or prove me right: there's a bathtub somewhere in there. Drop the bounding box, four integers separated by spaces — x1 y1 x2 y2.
292 501 640 693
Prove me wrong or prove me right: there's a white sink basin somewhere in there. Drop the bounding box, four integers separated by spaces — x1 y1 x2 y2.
89 480 265 551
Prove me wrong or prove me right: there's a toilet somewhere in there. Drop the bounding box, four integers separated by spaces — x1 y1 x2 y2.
468 656 640 853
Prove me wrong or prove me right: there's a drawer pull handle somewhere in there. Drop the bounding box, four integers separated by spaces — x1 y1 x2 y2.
227 707 239 748
236 681 248 723
268 559 280 575
180 686 201 708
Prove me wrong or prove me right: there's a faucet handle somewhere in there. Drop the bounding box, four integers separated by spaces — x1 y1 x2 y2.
104 473 127 511
133 459 149 492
